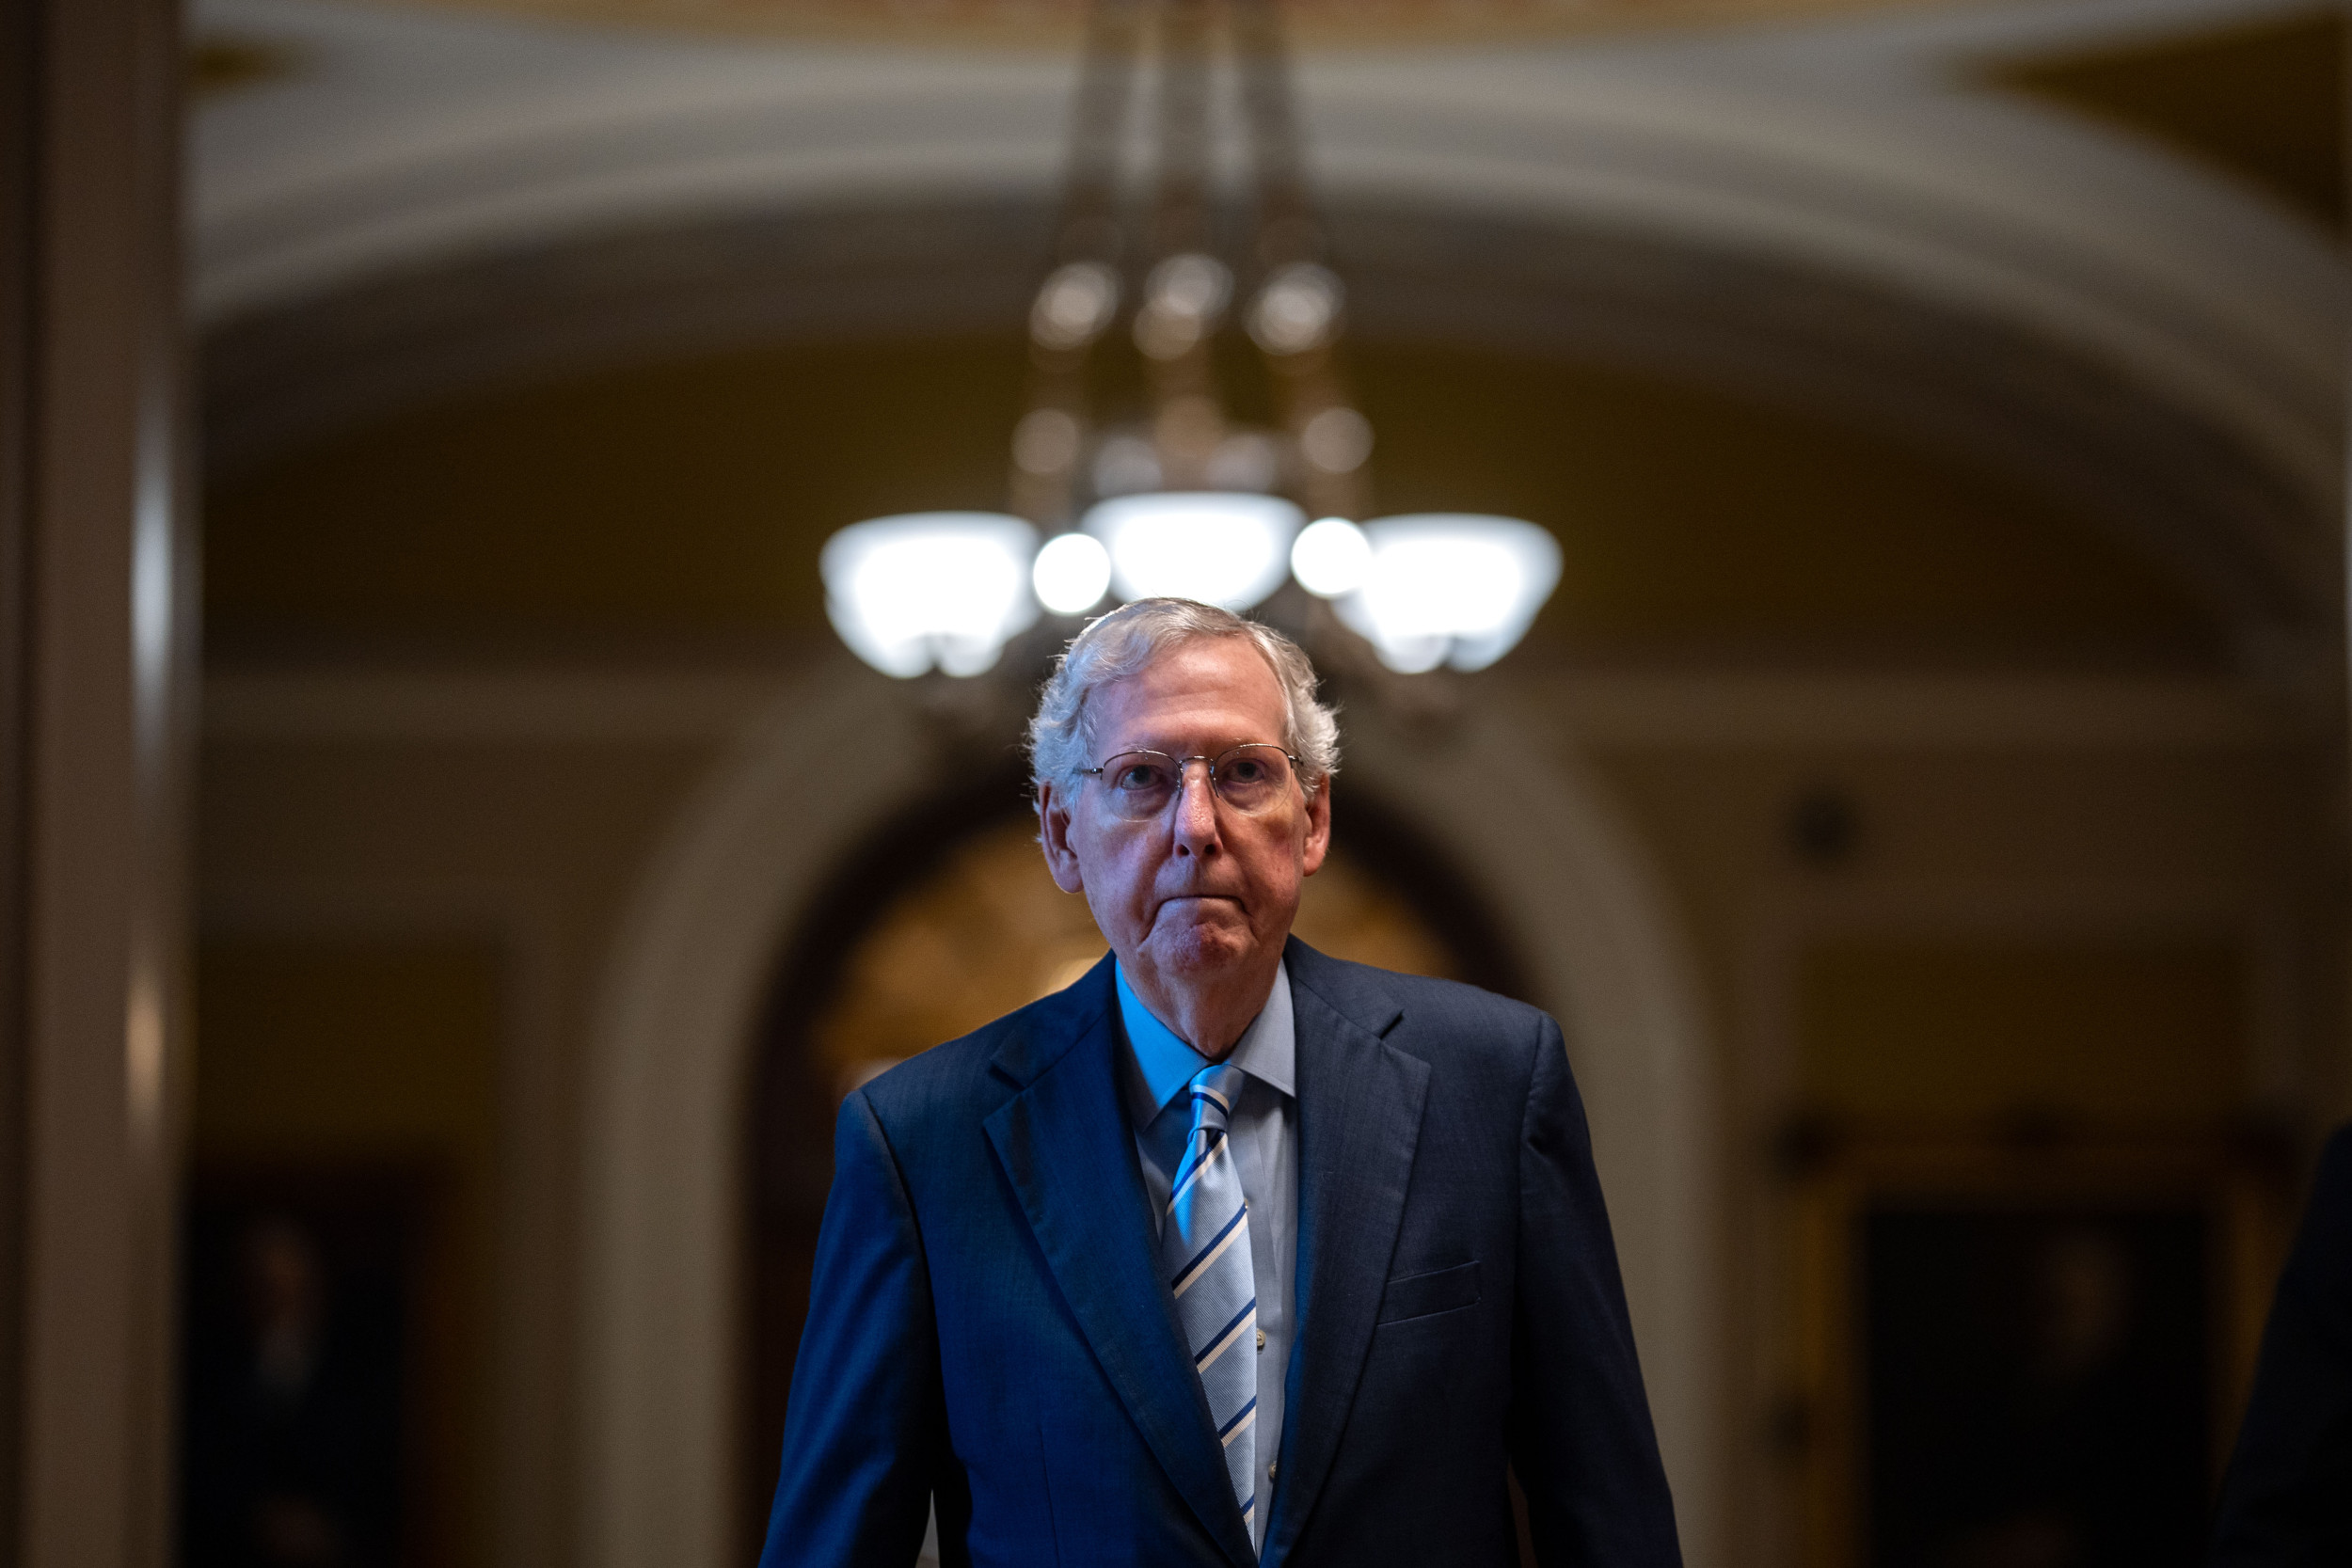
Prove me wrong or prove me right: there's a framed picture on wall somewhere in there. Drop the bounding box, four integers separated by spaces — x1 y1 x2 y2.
1784 1133 2291 1568
181 1164 448 1568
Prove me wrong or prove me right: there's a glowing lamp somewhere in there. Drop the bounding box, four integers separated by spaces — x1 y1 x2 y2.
1290 516 1372 597
820 514 1041 678
1033 531 1114 615
1333 515 1561 673
1081 492 1304 610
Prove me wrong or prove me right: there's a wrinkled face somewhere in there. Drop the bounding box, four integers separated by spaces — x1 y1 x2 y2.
1039 637 1331 987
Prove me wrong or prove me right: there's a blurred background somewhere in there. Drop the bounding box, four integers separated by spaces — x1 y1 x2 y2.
3 0 2344 1563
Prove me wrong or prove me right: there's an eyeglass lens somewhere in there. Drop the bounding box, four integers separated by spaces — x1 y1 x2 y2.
1094 745 1295 818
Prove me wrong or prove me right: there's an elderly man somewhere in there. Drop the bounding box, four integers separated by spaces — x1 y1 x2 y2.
762 598 1679 1568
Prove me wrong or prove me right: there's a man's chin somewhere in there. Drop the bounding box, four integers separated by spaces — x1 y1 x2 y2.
1143 922 1261 976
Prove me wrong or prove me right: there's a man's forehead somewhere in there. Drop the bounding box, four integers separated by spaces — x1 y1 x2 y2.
1090 641 1287 747
1096 705 1287 753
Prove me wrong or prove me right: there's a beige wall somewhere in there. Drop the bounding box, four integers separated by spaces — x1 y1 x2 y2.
198 730 720 1568
193 940 504 1566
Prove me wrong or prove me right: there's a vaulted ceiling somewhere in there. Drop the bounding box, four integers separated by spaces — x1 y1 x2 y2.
188 0 2346 674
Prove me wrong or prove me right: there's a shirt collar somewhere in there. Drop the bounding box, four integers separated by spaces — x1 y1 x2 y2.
1114 958 1296 1132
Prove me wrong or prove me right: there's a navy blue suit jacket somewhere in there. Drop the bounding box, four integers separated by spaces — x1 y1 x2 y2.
760 939 1681 1568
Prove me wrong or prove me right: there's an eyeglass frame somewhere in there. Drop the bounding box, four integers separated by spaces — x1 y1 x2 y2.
1075 741 1312 816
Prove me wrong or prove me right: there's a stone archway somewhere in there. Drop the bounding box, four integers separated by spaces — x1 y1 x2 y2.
579 657 1721 1568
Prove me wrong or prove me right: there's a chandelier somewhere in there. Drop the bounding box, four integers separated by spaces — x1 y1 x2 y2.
823 0 1559 679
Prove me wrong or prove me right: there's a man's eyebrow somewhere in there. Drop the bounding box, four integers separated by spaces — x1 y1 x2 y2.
1104 736 1270 755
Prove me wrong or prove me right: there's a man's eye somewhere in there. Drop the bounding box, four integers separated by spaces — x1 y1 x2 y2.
1114 765 1169 791
1223 759 1269 784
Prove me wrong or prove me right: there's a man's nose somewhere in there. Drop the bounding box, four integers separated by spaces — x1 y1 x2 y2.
1171 760 1221 850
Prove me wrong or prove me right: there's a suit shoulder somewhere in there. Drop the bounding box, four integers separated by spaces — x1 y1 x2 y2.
852 979 1103 1128
1384 967 1549 1032
1389 974 1556 1085
1290 945 1553 1066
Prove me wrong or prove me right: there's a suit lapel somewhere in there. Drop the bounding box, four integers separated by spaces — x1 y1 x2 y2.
983 963 1260 1568
1263 942 1427 1567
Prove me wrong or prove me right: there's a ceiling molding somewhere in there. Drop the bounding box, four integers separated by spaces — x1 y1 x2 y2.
1983 7 2342 235
193 0 2344 481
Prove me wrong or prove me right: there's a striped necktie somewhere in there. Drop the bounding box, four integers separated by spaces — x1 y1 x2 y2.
1160 1062 1258 1536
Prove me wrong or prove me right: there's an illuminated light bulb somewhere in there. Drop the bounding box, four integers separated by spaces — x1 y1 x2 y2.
1029 261 1121 351
1081 492 1304 610
1290 516 1372 597
1147 253 1232 321
1033 531 1114 615
820 514 1040 678
1135 253 1232 361
1299 406 1374 473
1333 515 1561 673
1248 262 1344 356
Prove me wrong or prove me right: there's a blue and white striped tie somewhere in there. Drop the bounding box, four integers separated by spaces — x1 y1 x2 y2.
1161 1062 1258 1536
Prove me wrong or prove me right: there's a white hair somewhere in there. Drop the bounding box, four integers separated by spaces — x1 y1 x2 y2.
1027 597 1341 801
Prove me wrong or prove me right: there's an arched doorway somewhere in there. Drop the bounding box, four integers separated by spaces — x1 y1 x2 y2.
739 773 1520 1548
580 669 1718 1568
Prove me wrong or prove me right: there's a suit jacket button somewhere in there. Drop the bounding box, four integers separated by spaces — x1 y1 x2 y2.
1256 1330 1265 1351
1268 1460 1279 1479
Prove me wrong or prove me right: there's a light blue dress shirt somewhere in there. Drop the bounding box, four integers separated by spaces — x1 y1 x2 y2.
1115 960 1297 1554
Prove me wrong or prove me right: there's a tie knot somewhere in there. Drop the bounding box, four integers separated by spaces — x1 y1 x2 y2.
1187 1063 1248 1130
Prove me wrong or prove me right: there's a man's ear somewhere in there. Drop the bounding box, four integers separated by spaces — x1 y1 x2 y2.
1037 783 1087 894
1300 773 1333 877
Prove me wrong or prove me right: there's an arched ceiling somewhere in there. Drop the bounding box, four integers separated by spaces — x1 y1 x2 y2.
188 0 2346 672
1985 8 2341 234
